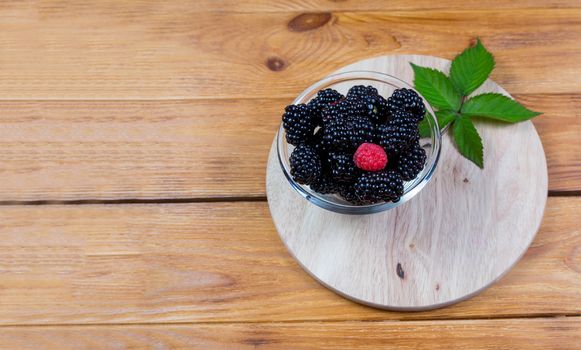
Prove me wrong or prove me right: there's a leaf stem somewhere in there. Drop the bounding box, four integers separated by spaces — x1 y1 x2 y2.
442 95 466 135
458 95 467 114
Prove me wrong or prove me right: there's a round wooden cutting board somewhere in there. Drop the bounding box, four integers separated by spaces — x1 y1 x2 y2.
266 55 548 310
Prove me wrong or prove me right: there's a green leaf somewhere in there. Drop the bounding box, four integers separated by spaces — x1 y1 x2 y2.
453 116 484 168
450 39 495 95
435 110 458 130
419 110 458 137
411 63 462 111
462 93 541 122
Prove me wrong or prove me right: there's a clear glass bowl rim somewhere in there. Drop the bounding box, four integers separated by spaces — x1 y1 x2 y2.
277 70 442 215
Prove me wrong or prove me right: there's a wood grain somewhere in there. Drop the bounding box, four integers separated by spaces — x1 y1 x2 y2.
0 5 579 99
0 93 577 202
0 198 578 325
0 318 579 350
0 1 577 348
517 94 581 192
190 0 581 12
0 99 275 201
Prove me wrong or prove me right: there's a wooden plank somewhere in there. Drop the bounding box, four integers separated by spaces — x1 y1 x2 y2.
0 197 578 325
515 94 581 192
0 94 577 202
0 6 579 99
191 0 581 12
0 318 579 349
0 99 275 201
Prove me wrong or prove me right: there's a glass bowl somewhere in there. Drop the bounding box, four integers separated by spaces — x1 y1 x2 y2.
277 71 441 215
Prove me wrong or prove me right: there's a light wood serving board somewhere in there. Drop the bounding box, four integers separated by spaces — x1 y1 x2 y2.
266 55 548 310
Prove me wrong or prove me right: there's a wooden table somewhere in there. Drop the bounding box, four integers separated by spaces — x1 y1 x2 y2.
0 1 579 349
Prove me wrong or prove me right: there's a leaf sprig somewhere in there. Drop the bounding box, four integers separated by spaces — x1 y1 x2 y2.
414 39 541 168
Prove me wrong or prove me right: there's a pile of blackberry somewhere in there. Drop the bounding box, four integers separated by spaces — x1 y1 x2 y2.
282 86 427 205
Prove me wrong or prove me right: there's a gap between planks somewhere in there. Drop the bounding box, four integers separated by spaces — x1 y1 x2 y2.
0 314 578 329
0 192 575 206
0 196 268 206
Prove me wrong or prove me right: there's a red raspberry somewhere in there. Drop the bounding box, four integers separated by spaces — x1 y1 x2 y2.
353 143 388 171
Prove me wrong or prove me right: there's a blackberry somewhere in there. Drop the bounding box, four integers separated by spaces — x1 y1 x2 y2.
376 122 419 156
282 104 317 145
322 118 350 150
354 170 404 204
387 88 426 122
348 115 375 148
347 85 389 124
321 98 363 122
339 183 372 205
359 93 389 124
328 152 358 182
323 115 375 151
310 173 340 194
346 85 378 100
395 142 427 181
308 88 344 114
290 144 321 185
388 108 420 125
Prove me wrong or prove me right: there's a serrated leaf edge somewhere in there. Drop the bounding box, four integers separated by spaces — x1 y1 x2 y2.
452 116 484 168
461 93 542 121
449 38 496 96
410 63 462 111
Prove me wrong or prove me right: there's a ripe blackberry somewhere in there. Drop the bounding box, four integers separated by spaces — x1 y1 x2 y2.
359 93 389 124
290 144 321 185
323 115 375 151
321 98 363 122
346 85 378 100
376 122 419 156
308 88 344 114
282 104 317 145
346 85 389 124
339 183 372 205
387 88 426 122
388 108 420 125
310 173 340 194
348 115 375 148
322 118 350 150
395 142 427 181
328 152 358 182
354 170 404 203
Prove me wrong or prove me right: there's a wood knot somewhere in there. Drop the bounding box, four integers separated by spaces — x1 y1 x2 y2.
396 263 405 279
363 33 377 46
288 13 332 32
564 245 581 274
435 283 440 291
243 338 272 346
266 57 286 72
463 178 469 183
